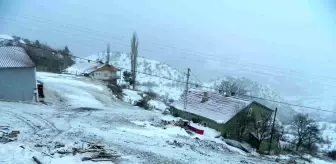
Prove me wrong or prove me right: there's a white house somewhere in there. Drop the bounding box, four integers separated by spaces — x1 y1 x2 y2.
89 64 120 84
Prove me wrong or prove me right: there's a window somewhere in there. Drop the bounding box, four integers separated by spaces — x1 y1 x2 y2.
227 130 231 137
247 107 252 117
105 73 108 77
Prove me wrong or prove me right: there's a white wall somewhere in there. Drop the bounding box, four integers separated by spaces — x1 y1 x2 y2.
91 71 117 80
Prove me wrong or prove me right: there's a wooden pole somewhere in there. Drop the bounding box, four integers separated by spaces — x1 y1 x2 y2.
268 107 278 155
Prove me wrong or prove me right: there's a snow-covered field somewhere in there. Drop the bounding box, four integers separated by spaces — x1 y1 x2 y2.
0 72 284 164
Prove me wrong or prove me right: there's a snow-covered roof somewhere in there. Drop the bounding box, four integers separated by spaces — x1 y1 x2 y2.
0 46 35 68
0 34 14 40
65 62 105 75
171 91 252 124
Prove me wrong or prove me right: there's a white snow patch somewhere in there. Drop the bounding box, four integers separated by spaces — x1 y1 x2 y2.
123 89 142 104
148 100 167 111
0 34 14 40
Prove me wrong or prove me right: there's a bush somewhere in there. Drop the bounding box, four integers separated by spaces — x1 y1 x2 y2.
173 112 179 117
191 118 201 123
134 97 151 110
327 150 336 160
107 83 123 100
120 84 128 89
144 90 158 99
168 99 174 103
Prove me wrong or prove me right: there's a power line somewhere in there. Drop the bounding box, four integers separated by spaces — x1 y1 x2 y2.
3 16 336 86
1 40 335 113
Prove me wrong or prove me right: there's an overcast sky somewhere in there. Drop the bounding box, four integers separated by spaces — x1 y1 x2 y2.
0 0 335 101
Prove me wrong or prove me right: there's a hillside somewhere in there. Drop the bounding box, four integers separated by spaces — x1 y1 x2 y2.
79 52 298 123
82 52 200 99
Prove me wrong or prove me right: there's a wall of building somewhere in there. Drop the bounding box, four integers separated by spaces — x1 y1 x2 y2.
91 71 117 80
0 67 36 102
221 103 273 138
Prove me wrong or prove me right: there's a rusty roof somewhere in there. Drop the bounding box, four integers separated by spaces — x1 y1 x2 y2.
0 46 35 68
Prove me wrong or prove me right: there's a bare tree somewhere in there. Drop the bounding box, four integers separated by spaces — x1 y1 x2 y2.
303 123 321 154
291 114 315 151
251 112 272 150
130 32 138 90
217 80 247 97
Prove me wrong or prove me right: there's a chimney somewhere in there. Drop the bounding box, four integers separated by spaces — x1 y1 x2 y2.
201 92 209 103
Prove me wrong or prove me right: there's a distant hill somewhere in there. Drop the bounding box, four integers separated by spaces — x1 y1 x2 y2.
0 34 75 72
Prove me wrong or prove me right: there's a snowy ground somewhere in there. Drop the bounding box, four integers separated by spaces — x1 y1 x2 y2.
0 72 332 164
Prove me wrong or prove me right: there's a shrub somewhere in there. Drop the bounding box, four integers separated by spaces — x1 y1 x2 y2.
134 97 151 110
191 117 201 123
144 90 158 99
168 99 174 103
107 83 123 100
120 84 128 89
327 150 336 160
173 112 179 117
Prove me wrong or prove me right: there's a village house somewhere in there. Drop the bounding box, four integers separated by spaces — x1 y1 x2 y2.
170 91 279 152
0 46 38 102
65 62 120 85
88 64 120 84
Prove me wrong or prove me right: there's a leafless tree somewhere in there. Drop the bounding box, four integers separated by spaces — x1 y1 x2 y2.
130 32 138 90
251 112 272 150
291 114 316 151
217 80 247 97
303 123 321 154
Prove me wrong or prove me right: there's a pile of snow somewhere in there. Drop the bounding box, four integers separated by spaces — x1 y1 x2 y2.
148 100 167 111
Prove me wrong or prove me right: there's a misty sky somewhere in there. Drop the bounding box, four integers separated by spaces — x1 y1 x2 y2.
0 0 335 105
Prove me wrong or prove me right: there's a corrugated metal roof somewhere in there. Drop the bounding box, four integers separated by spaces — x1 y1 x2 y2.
171 91 252 124
0 46 35 68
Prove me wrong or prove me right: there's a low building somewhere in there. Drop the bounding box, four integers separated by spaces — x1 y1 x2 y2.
170 91 279 152
0 46 37 102
65 62 120 84
89 64 120 84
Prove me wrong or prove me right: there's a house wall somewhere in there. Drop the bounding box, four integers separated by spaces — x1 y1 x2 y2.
221 103 273 138
90 71 117 80
0 67 37 102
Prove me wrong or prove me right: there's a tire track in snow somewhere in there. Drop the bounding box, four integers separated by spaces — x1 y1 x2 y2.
22 112 63 138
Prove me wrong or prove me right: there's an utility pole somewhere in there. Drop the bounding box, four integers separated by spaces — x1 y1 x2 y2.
184 68 191 110
268 107 278 155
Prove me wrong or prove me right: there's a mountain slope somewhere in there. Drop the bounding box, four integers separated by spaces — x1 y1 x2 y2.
81 52 297 123
82 52 196 99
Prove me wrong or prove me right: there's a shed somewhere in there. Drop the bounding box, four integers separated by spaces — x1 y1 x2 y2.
0 46 37 102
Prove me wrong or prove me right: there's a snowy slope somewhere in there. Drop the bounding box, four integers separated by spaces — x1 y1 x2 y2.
0 72 282 164
0 34 26 46
80 52 200 99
